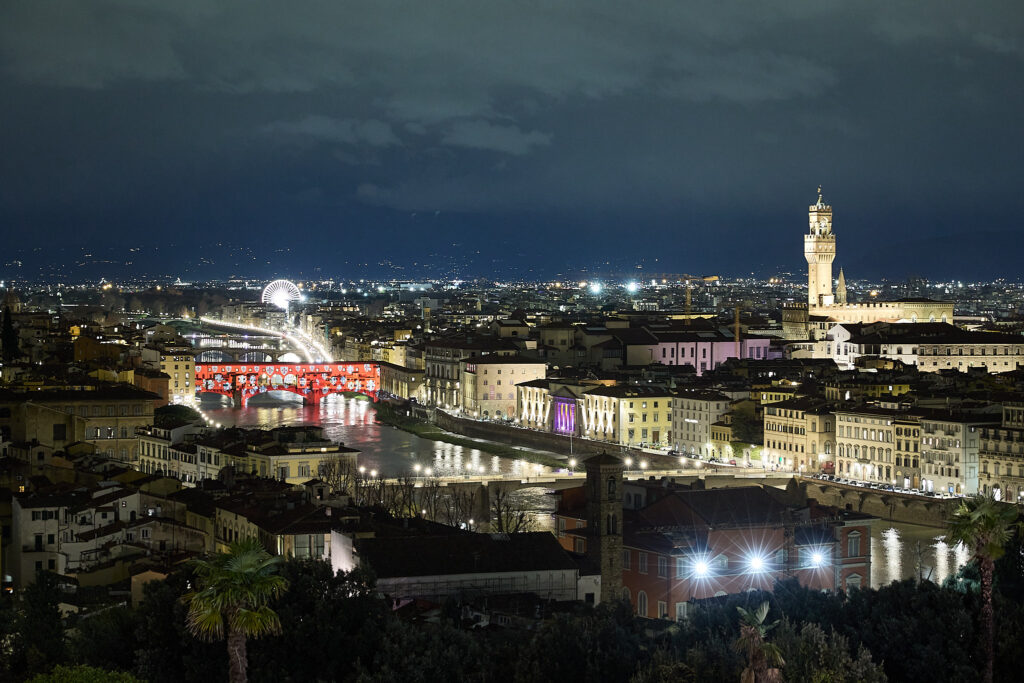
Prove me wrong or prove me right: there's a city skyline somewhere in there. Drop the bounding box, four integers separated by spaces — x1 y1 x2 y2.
3 3 1023 280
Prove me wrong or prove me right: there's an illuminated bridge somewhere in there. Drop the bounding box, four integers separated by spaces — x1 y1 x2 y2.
195 362 380 407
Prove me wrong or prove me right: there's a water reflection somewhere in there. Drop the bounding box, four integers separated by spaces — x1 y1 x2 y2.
870 523 970 586
200 395 563 529
200 396 558 478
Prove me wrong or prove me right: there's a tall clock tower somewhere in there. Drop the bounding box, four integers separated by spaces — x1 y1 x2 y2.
804 187 835 308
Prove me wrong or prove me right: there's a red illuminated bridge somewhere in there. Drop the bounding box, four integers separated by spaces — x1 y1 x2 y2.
194 362 380 407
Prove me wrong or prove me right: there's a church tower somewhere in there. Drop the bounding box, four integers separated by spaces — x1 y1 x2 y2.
836 267 847 305
584 452 623 604
804 187 836 309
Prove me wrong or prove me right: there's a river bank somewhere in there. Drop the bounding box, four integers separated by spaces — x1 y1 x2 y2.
372 402 565 469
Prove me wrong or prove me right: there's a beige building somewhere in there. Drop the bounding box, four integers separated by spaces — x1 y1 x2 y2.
916 335 1024 373
138 423 227 485
783 190 953 340
580 385 673 448
223 427 359 486
893 414 923 490
815 322 1024 374
763 397 835 473
378 361 425 402
423 338 517 410
977 403 1024 502
460 355 547 420
834 408 899 483
1 386 159 465
160 352 195 405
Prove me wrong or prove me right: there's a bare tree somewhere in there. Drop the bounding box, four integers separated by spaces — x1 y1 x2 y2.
318 454 358 496
490 488 536 533
416 478 445 521
439 487 478 530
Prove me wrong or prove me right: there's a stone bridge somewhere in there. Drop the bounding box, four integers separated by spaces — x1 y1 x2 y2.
194 348 297 363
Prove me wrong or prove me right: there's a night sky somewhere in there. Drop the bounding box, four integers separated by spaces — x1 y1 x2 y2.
2 2 1022 281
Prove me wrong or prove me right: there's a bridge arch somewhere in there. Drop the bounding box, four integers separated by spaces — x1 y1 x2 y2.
197 349 234 363
239 351 274 363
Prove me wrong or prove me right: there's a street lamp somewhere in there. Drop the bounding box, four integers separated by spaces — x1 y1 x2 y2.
568 458 576 474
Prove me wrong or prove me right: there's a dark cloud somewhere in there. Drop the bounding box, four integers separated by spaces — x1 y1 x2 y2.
1 1 1022 278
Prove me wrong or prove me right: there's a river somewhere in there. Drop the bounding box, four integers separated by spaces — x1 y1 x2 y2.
199 396 969 584
870 522 970 588
200 395 560 478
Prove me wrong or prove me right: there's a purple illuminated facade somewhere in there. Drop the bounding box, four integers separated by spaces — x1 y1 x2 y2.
553 396 577 434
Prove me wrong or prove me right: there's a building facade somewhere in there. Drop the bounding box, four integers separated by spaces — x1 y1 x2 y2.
763 398 835 474
672 390 732 458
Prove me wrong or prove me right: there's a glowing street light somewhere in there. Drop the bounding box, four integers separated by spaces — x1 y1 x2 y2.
748 554 766 572
693 559 711 578
625 457 633 468
810 551 825 568
588 281 603 295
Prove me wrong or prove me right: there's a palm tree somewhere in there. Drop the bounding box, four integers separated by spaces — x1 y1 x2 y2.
185 539 289 683
944 495 1020 683
734 601 784 683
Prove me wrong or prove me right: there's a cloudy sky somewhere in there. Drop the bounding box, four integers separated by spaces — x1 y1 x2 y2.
2 1 1022 280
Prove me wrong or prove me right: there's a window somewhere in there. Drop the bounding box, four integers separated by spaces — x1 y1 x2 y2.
622 549 630 570
845 574 862 591
638 552 648 574
658 555 668 577
637 591 648 617
657 601 668 619
675 602 689 621
676 557 686 578
52 424 67 441
847 532 861 557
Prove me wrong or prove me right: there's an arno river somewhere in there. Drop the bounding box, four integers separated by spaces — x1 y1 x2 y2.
201 395 969 587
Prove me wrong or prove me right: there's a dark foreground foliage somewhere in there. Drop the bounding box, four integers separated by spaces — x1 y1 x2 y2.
3 534 1023 682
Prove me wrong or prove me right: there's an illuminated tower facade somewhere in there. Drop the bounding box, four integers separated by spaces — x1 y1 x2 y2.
804 187 835 308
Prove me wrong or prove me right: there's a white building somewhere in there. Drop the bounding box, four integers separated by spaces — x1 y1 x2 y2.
671 390 732 457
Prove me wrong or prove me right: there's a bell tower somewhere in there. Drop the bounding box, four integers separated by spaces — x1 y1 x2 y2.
804 187 835 309
584 452 623 604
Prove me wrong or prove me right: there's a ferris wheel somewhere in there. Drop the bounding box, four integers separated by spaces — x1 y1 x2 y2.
261 279 302 310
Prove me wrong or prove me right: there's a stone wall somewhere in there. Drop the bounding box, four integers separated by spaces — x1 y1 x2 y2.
427 409 670 461
793 479 956 528
432 409 608 457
